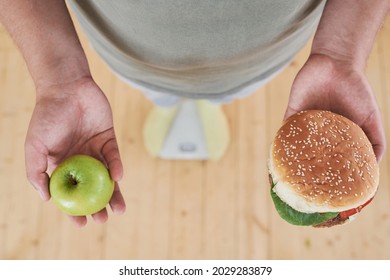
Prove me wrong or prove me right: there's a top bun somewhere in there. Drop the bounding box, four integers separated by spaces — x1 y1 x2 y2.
269 110 379 213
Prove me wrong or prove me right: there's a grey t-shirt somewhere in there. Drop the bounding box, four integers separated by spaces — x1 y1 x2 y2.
67 0 325 98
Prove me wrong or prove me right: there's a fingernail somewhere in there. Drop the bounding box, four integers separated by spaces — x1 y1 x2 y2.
38 189 46 201
32 184 43 199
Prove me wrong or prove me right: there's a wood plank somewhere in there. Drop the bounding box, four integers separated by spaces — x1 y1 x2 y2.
202 103 238 259
170 160 204 259
0 49 40 259
235 88 270 259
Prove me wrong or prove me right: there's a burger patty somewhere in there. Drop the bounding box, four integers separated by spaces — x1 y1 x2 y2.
314 215 349 228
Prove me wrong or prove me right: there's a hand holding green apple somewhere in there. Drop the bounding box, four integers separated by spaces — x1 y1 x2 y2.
49 154 115 216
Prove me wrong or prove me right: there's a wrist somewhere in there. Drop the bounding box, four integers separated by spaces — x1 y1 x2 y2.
35 65 94 102
310 46 364 73
33 53 91 91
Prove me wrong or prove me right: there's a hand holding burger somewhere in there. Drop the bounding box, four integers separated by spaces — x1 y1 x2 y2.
269 110 379 227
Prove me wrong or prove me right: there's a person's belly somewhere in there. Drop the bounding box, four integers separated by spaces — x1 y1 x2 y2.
78 0 316 69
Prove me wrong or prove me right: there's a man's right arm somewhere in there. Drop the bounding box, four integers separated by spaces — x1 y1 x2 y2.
0 0 90 90
0 0 126 226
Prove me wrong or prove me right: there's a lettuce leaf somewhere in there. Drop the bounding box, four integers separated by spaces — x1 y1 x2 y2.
270 183 339 226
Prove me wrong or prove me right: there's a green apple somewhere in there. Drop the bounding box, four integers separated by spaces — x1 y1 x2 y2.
49 154 114 216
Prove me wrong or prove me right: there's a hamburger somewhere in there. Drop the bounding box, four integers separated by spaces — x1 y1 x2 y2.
268 110 379 227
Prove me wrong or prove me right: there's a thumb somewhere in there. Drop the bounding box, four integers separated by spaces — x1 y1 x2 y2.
25 140 51 201
283 104 301 121
284 86 322 121
284 80 308 121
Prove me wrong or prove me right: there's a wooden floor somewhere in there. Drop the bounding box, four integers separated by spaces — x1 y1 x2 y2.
1 14 390 260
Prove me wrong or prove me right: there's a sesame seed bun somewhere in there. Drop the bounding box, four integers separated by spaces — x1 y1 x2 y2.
269 110 379 214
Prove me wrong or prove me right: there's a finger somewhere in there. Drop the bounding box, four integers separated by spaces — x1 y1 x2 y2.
358 109 386 162
24 140 51 201
109 183 126 215
101 137 123 182
373 143 386 163
92 208 109 224
69 215 88 227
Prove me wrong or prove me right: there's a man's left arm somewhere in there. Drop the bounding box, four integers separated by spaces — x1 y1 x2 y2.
285 0 390 161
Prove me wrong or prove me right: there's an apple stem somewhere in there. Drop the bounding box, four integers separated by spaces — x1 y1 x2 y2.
67 174 79 186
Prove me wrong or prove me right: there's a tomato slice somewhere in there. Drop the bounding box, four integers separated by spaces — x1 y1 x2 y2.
339 197 374 219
